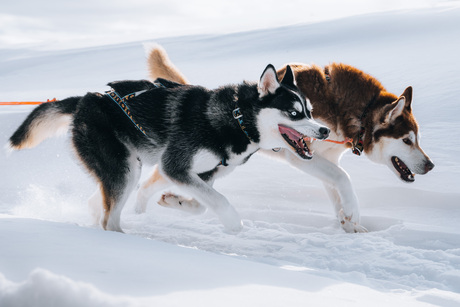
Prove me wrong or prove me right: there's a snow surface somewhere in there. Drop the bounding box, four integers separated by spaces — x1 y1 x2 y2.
1 4 460 307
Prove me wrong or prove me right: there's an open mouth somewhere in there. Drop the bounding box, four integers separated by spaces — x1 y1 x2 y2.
391 156 415 182
278 125 312 159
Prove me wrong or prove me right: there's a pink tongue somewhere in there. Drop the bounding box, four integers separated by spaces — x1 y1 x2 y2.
278 125 302 140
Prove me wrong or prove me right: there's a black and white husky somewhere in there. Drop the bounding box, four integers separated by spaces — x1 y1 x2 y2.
8 65 329 232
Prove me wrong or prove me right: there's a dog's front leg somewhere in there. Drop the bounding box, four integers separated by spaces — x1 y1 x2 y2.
161 167 243 232
274 150 367 233
183 176 243 232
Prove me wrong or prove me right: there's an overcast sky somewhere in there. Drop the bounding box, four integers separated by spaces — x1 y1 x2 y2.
0 0 449 50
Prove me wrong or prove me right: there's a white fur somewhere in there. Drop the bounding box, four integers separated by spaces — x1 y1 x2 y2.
366 131 431 176
12 112 71 150
256 108 326 154
294 101 303 113
386 98 405 123
192 149 221 174
258 67 279 97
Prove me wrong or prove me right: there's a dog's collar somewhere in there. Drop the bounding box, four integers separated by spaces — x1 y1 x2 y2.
232 96 255 142
324 67 331 82
352 94 377 156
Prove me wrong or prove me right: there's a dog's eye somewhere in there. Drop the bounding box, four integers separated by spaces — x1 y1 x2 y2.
403 138 412 145
291 111 297 117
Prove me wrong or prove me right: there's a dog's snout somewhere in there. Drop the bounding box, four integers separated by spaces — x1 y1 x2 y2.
425 160 435 173
319 126 330 139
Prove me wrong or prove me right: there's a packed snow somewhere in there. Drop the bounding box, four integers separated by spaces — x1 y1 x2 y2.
1 3 460 307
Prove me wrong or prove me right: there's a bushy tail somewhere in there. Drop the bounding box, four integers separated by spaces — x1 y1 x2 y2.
8 97 80 151
145 44 189 85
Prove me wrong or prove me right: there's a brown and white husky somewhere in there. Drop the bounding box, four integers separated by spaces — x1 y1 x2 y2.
134 45 434 233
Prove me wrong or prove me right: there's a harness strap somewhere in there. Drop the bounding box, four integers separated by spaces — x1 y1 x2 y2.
105 81 165 136
106 90 147 136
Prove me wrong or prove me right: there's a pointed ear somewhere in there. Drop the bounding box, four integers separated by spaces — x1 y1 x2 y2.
258 64 280 97
280 65 296 87
385 97 406 124
400 86 413 111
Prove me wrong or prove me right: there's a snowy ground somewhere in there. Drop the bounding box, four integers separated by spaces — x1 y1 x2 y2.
1 4 460 307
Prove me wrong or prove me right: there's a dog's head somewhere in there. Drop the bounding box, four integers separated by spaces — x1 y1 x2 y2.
256 64 330 160
365 87 435 182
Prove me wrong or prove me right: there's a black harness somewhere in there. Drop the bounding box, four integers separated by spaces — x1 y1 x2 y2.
105 81 165 136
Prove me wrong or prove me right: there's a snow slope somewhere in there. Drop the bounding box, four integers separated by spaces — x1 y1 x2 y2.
1 5 460 307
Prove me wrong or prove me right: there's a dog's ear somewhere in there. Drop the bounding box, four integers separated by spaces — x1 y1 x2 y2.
384 97 406 124
258 64 280 97
280 65 296 87
383 86 413 124
400 86 413 111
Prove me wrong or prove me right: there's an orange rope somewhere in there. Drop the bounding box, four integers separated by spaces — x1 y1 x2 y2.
0 98 57 106
304 136 353 145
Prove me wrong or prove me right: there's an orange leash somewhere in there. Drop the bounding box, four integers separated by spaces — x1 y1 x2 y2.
304 136 353 145
0 98 57 106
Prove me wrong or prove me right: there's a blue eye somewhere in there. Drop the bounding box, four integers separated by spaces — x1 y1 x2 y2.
291 111 297 116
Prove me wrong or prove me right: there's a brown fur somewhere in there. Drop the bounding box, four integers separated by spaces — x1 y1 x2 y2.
146 45 189 84
100 185 111 230
277 63 411 152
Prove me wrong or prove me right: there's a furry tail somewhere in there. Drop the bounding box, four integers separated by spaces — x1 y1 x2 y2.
8 97 80 151
146 44 189 85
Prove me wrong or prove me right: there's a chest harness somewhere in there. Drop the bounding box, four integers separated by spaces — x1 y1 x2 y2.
105 82 165 136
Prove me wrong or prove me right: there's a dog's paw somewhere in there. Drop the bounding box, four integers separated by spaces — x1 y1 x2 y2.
158 193 207 215
338 209 368 233
215 204 244 233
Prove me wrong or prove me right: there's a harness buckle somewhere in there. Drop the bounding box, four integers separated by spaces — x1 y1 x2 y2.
233 108 243 119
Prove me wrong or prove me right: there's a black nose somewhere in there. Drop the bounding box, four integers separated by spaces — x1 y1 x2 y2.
425 160 435 173
319 127 330 139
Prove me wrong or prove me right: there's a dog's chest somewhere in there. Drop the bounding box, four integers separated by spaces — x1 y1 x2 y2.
191 145 258 174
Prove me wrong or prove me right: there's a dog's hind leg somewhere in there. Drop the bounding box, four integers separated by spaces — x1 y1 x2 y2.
135 165 165 214
73 128 141 232
160 160 242 232
88 186 103 226
135 165 204 214
100 154 141 232
136 165 207 214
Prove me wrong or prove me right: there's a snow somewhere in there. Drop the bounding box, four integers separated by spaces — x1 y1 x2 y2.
1 3 460 307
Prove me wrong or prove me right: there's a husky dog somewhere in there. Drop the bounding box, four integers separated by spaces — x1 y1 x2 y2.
139 46 435 233
8 65 330 232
